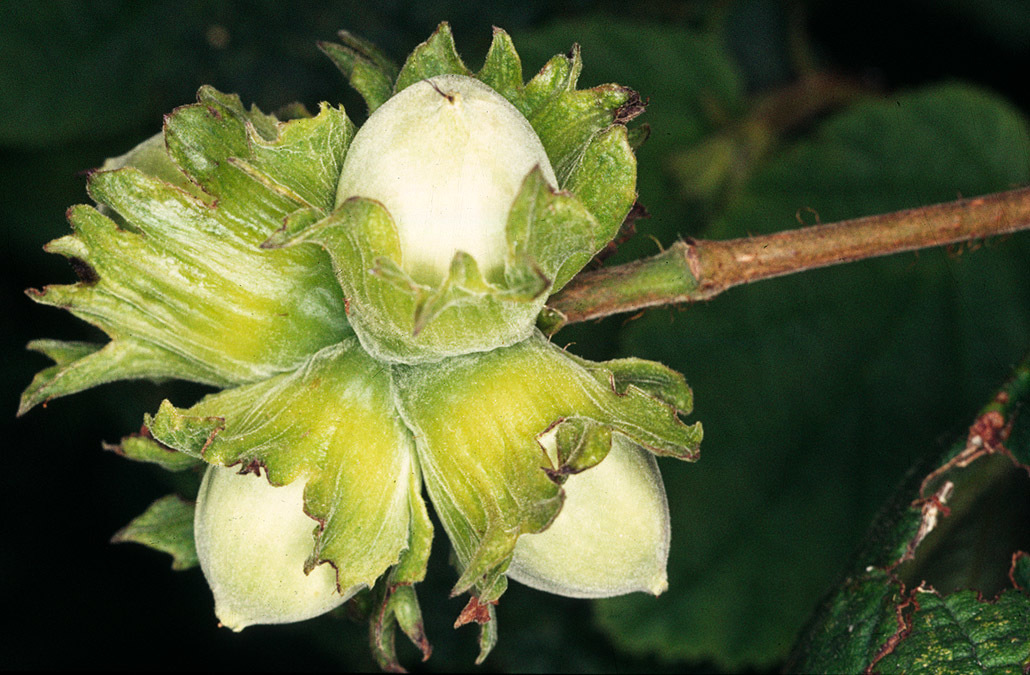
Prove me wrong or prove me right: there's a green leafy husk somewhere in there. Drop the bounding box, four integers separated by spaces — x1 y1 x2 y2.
111 494 198 571
20 88 352 414
390 332 701 604
267 167 605 363
146 339 429 595
103 430 202 472
303 23 641 362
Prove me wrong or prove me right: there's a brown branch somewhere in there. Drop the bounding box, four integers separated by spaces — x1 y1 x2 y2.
547 187 1030 326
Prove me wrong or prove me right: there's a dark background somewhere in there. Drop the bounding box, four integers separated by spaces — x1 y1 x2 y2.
3 1 1029 671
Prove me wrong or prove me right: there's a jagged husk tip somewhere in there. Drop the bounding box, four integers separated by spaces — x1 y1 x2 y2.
20 85 352 414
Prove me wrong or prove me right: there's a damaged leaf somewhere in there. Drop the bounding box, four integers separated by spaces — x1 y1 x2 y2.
604 80 1030 669
787 355 1030 673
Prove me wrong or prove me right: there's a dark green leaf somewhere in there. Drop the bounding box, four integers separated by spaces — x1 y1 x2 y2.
1012 553 1030 591
788 354 1030 672
878 589 1030 674
0 3 196 147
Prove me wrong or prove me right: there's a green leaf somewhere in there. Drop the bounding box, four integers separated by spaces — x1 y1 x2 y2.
22 90 351 413
148 340 426 594
1012 553 1030 591
714 85 1030 236
600 83 1030 668
0 3 187 147
111 494 198 571
879 589 1030 674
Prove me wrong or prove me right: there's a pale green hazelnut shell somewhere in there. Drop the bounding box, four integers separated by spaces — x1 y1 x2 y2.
336 74 558 285
194 466 355 631
507 435 671 598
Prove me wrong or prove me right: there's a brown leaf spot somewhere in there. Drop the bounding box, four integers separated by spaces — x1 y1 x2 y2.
453 596 496 628
863 584 923 674
897 481 954 566
1008 551 1030 591
69 257 99 285
614 90 646 124
588 202 648 268
918 409 1014 498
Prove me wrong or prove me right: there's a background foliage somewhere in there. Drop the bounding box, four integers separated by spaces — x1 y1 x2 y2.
3 0 1029 671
